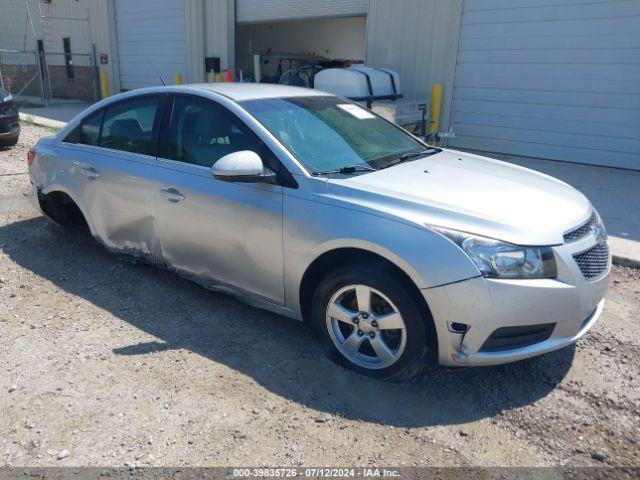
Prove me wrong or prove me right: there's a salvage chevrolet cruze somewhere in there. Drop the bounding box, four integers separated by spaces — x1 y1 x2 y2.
27 84 610 380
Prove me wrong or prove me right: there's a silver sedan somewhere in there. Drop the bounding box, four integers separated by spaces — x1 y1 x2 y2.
26 84 610 380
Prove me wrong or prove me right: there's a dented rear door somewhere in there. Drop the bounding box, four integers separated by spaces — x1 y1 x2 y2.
62 94 164 261
77 145 162 261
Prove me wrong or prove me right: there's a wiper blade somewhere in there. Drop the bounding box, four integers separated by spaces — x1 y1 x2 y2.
311 164 376 176
380 148 440 169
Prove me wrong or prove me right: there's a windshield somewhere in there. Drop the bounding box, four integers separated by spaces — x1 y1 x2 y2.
241 96 426 174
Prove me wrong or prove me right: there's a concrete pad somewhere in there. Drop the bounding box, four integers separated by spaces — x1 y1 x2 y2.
19 112 66 130
20 102 91 129
0 191 31 215
468 151 640 267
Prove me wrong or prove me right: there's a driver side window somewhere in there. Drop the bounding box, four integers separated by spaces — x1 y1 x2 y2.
167 96 261 168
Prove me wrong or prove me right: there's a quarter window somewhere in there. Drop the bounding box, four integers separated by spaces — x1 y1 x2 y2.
100 95 160 155
167 96 261 168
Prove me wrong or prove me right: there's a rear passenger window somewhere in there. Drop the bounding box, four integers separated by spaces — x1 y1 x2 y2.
100 96 160 155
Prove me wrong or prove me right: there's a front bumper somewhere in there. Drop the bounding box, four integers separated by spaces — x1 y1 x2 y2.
0 105 20 139
424 231 610 367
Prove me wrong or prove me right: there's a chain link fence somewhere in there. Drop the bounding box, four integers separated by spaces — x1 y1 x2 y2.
37 51 99 104
0 0 99 106
0 50 45 105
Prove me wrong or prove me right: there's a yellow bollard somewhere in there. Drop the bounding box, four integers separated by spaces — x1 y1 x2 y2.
174 73 182 85
99 70 109 99
427 83 443 137
214 72 223 82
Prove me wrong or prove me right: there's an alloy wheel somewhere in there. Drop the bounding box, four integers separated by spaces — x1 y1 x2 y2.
325 284 407 369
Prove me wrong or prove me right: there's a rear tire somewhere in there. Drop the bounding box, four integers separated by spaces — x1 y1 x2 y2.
311 264 434 381
41 193 86 228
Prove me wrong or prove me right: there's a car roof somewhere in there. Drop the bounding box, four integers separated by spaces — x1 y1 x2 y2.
55 83 336 139
180 83 331 101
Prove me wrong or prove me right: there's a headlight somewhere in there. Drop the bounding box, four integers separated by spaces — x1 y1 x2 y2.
593 209 608 243
3 94 13 102
432 227 557 279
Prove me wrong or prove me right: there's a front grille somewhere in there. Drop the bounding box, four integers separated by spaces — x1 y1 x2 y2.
564 212 597 243
0 103 17 117
479 323 556 352
573 242 609 280
0 120 19 134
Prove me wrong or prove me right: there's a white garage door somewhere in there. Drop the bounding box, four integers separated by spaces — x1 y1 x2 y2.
115 0 187 90
449 0 640 170
236 0 368 24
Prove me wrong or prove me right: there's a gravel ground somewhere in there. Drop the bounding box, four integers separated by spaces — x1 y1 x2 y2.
1 124 639 468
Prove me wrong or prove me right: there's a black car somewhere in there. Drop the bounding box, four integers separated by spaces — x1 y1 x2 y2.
0 90 20 147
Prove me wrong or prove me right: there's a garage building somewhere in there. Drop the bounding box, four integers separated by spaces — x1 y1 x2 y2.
2 0 639 170
450 0 640 170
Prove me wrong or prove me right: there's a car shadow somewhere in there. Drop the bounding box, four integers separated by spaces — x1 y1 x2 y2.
0 216 575 428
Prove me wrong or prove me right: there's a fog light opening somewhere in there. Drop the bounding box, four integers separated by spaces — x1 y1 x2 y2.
447 322 470 334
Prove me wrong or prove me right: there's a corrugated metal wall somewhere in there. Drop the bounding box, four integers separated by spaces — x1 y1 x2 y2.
114 0 187 90
87 0 120 94
0 0 117 90
366 0 463 132
0 0 96 63
236 0 368 24
205 0 235 78
185 0 235 84
449 0 640 170
36 0 92 60
0 0 40 54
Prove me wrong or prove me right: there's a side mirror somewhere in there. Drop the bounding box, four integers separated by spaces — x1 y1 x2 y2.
211 150 277 184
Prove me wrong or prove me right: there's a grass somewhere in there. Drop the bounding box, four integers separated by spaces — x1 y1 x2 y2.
20 118 61 134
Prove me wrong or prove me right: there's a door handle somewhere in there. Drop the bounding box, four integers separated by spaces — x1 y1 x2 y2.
73 161 100 178
81 167 99 178
159 187 185 203
73 161 99 178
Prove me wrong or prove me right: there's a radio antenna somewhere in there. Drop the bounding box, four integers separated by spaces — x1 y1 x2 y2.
147 60 166 86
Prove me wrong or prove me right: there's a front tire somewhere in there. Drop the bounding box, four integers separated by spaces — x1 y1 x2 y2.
311 264 434 381
0 135 19 148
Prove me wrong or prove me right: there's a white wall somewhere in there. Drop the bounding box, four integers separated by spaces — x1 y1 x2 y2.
88 0 121 94
185 0 235 84
114 0 187 90
236 0 368 23
0 0 102 66
0 0 119 94
366 0 463 131
236 16 367 75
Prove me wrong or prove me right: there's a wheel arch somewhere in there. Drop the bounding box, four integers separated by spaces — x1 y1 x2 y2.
38 186 92 231
298 246 434 330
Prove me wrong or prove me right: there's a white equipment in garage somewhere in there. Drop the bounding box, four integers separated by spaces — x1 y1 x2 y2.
314 65 401 106
370 100 426 130
314 65 426 133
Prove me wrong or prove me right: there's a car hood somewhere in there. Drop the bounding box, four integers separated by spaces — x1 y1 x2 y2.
326 149 591 246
